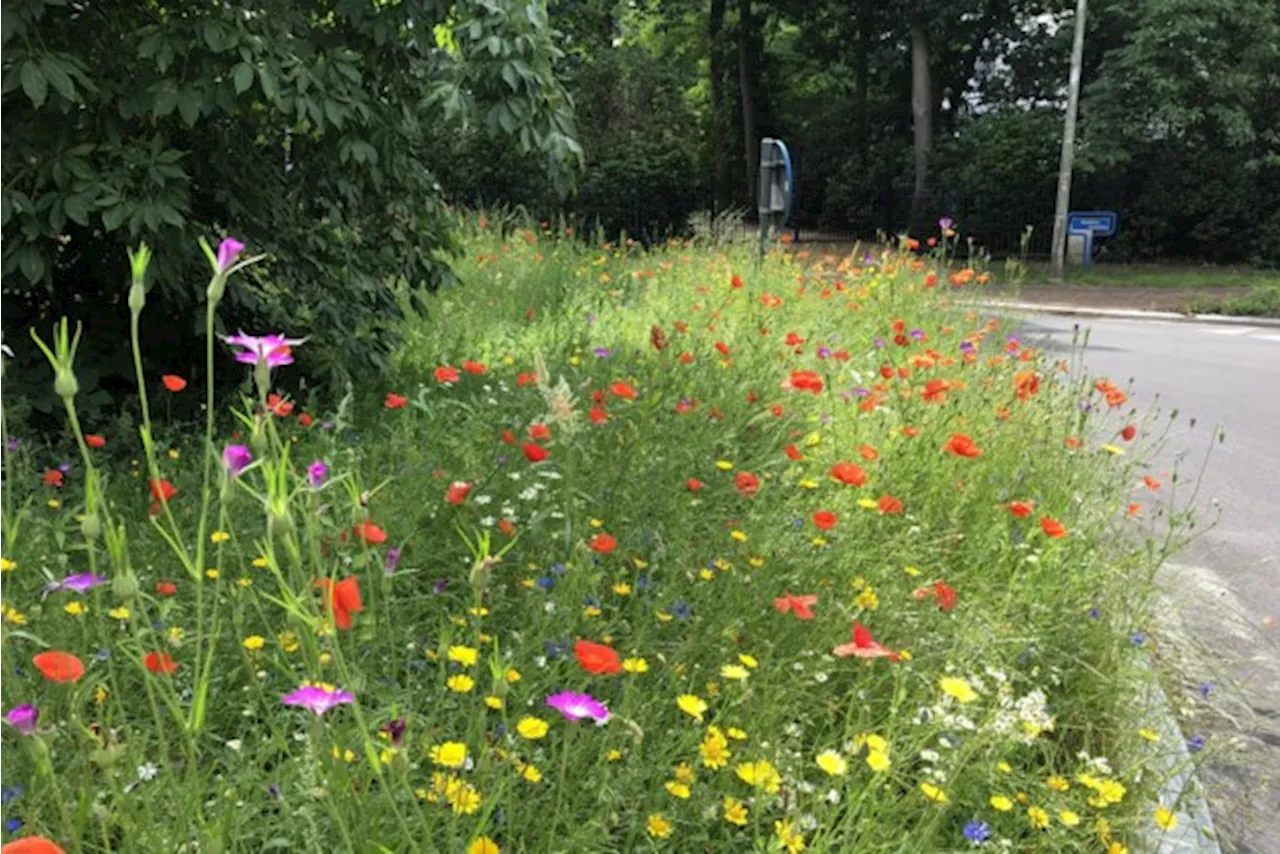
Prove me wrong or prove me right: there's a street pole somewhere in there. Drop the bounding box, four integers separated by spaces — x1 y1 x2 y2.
1049 0 1088 284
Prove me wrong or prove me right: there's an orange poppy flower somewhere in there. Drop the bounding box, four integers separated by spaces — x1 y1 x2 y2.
830 462 866 487
589 533 617 554
943 433 982 458
714 341 730 357
435 365 460 383
914 580 957 612
734 471 760 496
161 374 187 392
516 372 537 387
1143 475 1162 490
686 478 703 491
1040 516 1068 539
462 360 486 375
144 651 179 675
1 836 67 854
85 434 107 449
497 519 516 536
149 478 177 502
1105 389 1127 407
384 393 408 409
32 651 85 683
42 469 64 488
784 444 804 461
574 639 622 676
528 423 552 442
522 442 549 462
877 495 904 514
921 379 952 404
501 429 517 445
786 370 823 394
266 393 294 417
315 576 364 630
1127 503 1142 517
833 622 899 661
678 351 694 365
773 593 818 620
1013 370 1040 400
445 481 472 505
812 510 838 530
298 412 314 427
857 444 879 461
353 520 387 545
589 406 609 424
155 580 178 596
610 381 637 400
1005 501 1034 518
730 274 744 289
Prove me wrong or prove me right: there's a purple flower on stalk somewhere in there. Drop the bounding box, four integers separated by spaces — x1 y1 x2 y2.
593 347 612 358
962 820 990 845
959 341 976 355
45 573 108 594
307 461 328 489
817 346 832 358
217 238 245 272
223 332 306 368
545 691 610 724
5 438 18 452
873 338 887 348
938 217 954 231
222 444 253 477
909 329 925 340
3 704 38 735
281 685 355 716
382 717 407 747
431 577 451 595
384 546 402 575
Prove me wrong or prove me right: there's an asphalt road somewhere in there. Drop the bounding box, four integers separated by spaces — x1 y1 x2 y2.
1020 314 1280 854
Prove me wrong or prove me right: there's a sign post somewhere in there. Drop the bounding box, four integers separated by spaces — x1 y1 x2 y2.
757 138 793 260
1066 210 1117 269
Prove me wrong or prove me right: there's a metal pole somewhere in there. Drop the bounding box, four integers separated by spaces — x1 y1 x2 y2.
1049 0 1087 284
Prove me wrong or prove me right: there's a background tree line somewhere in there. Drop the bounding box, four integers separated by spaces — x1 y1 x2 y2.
435 0 1280 265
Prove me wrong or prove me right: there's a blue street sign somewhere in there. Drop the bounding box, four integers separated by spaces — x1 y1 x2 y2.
757 138 796 258
1067 210 1117 237
1066 210 1118 269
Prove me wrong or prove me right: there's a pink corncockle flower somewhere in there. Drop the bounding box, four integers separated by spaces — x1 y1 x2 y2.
223 332 306 368
307 461 328 489
545 691 610 724
3 704 39 735
45 573 108 594
222 444 253 477
281 684 354 716
217 238 245 272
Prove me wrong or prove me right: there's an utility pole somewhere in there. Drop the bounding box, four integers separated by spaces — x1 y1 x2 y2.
1049 0 1088 284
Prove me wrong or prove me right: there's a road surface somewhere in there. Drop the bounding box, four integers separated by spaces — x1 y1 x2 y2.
1020 314 1280 854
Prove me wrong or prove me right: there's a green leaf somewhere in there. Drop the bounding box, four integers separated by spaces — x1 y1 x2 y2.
177 89 202 127
233 62 254 94
39 55 76 101
18 246 46 283
153 83 178 118
258 64 278 101
101 203 128 232
20 60 47 108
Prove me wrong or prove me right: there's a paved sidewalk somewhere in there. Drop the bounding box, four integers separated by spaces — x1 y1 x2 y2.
987 284 1252 313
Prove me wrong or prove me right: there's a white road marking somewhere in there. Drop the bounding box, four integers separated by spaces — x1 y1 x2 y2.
1203 326 1260 335
1254 333 1280 343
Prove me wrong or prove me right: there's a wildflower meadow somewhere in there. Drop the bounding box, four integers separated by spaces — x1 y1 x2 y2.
1 218 1199 852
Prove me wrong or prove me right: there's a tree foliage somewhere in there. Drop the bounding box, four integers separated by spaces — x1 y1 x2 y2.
2 0 580 417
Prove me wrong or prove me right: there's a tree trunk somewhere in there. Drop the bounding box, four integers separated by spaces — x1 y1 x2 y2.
738 0 758 205
710 0 728 211
908 16 933 235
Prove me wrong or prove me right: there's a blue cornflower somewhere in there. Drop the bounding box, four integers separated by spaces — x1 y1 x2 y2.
1 784 23 804
5 817 23 833
962 820 991 845
1188 734 1206 752
1131 631 1146 646
670 601 692 620
1197 681 1214 699
1088 607 1101 620
550 562 567 576
535 576 555 590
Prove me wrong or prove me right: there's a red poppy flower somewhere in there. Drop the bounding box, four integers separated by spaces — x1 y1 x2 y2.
1014 370 1041 400
1143 475 1162 490
574 639 622 676
714 341 730 357
1005 501 1034 518
32 651 85 683
675 399 698 415
445 481 472 505
589 532 617 554
298 412 314 427
435 365 460 383
501 429 517 445
385 393 408 409
1064 436 1082 449
1 836 67 854
150 478 178 503
315 575 364 630
650 325 668 351
915 580 957 612
734 471 760 496
830 462 866 487
925 272 938 287
678 352 694 364
353 520 388 545
902 426 920 438
610 381 637 400
85 434 107 449
155 580 178 596
266 393 294 417
144 651 179 675
773 593 818 620
944 433 983 458
497 519 516 536
784 444 803 461
812 510 838 530
1040 516 1068 538
833 622 899 661
517 372 537 387
1121 424 1137 441
529 423 551 442
784 332 805 346
589 406 609 424
786 370 823 394
42 469 64 488
522 442 549 463
730 274 744 289
878 495 904 514
686 478 703 491
1127 503 1142 517
462 360 486 375
858 444 878 461
161 374 187 392
922 379 952 404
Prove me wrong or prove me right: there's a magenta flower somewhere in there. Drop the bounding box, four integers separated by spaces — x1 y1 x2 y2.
281 685 355 716
45 573 108 594
938 216 954 231
223 332 306 368
217 238 245 272
222 444 253 477
545 691 610 724
3 704 38 735
307 461 328 489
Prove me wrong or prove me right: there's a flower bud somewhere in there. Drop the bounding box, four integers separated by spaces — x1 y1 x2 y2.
112 569 139 601
207 274 227 306
54 367 79 399
268 508 293 539
79 512 102 541
128 282 146 315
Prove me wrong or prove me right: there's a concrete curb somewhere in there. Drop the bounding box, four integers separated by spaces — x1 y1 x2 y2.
974 300 1280 328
